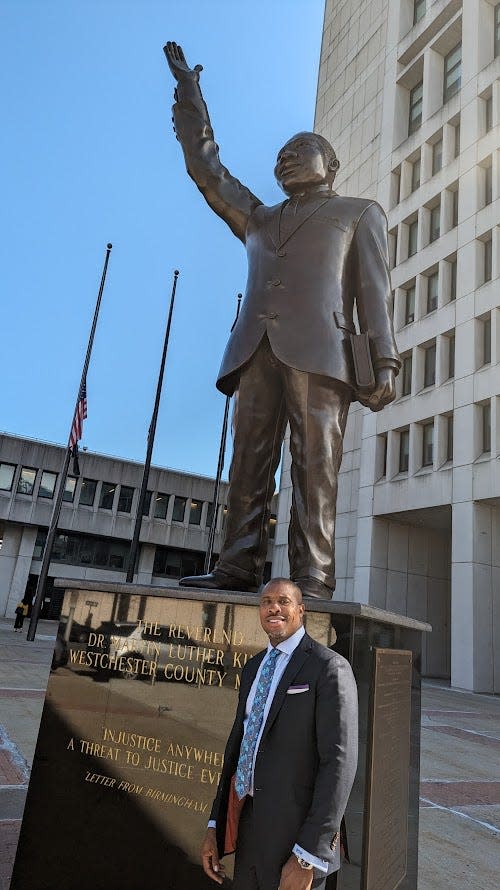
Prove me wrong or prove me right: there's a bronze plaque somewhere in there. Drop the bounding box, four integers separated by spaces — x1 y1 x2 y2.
362 648 412 890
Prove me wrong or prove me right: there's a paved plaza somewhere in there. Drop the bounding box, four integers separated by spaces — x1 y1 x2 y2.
0 617 498 889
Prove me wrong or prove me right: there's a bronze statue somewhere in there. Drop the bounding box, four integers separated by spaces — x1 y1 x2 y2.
164 42 400 599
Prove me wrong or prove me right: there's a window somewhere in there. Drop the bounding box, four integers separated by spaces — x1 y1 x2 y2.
17 467 37 495
405 284 416 324
447 415 454 461
432 138 443 175
99 482 116 510
411 156 421 192
79 478 97 507
38 471 57 499
448 334 455 379
443 44 461 103
189 499 203 525
449 257 457 301
142 490 152 517
483 316 492 365
430 202 440 242
427 271 439 313
63 476 77 503
454 121 461 158
206 501 217 529
402 354 412 396
484 234 492 283
269 514 277 540
172 496 187 522
389 227 398 269
482 402 491 453
484 163 492 207
451 188 459 227
41 530 130 570
0 462 16 492
424 342 436 387
408 219 418 256
422 422 434 467
409 81 423 134
154 492 169 520
399 429 410 473
414 0 426 25
380 433 388 478
496 4 500 57
485 95 493 133
118 485 134 513
153 546 205 579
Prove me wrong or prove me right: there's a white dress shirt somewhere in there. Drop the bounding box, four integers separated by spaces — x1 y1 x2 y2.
209 625 329 873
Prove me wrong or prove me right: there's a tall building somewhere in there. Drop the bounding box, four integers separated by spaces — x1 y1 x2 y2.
273 0 500 692
0 433 276 620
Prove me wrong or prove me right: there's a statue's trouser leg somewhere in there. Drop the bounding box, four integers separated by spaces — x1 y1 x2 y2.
217 336 351 589
285 370 351 590
216 337 287 587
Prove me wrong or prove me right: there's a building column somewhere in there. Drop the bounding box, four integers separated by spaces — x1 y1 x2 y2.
451 501 498 692
4 526 38 618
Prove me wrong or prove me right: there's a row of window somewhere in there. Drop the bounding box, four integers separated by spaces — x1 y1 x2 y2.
408 42 461 137
398 313 494 399
396 255 457 327
379 401 493 477
396 230 493 316
392 149 494 226
0 464 221 528
411 3 500 66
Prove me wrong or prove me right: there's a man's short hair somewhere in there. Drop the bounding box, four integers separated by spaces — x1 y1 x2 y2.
311 133 339 168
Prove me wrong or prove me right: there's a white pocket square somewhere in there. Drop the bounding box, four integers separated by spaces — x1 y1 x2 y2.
286 684 309 694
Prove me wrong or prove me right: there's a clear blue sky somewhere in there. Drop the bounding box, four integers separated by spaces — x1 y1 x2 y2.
1 0 324 478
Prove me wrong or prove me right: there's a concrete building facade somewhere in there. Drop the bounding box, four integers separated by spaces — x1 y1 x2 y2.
273 0 500 692
0 433 276 621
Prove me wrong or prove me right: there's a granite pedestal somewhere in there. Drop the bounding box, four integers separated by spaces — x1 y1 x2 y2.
11 580 429 890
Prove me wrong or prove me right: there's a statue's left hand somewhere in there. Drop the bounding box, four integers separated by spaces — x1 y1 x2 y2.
360 367 396 412
164 41 203 80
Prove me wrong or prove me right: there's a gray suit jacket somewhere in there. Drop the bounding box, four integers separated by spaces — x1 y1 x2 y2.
172 72 400 396
210 633 358 875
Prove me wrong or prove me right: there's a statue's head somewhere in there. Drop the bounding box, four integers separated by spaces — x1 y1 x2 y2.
274 132 340 196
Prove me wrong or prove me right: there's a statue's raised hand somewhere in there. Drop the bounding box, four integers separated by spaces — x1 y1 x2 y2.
164 41 203 80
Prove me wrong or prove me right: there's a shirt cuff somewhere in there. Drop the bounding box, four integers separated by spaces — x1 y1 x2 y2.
207 820 217 829
292 844 329 874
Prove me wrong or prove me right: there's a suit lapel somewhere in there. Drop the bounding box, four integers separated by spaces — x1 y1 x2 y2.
266 202 286 250
277 198 331 250
260 634 312 742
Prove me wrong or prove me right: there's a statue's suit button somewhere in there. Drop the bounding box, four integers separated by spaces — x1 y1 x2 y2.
268 312 278 319
272 278 281 286
277 249 287 257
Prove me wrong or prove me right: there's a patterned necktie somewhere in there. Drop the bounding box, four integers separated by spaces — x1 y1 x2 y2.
235 647 281 799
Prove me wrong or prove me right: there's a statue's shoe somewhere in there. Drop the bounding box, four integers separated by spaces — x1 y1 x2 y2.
179 570 258 593
295 577 334 600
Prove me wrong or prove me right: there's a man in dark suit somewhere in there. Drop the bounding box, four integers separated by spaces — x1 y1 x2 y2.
200 578 358 889
165 43 400 599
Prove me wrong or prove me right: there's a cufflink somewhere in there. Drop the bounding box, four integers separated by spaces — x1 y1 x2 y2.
294 855 313 870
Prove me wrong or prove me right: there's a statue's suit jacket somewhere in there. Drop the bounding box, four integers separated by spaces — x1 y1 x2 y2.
172 74 400 397
210 633 358 878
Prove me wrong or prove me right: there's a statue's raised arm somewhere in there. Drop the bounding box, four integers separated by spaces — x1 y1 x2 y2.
164 41 262 243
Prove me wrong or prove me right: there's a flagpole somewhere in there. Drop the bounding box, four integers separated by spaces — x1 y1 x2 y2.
203 293 242 574
27 243 113 641
126 270 180 583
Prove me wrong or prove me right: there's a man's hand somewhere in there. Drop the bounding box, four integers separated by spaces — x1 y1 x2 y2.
279 854 314 890
201 827 225 884
164 41 203 80
359 367 396 412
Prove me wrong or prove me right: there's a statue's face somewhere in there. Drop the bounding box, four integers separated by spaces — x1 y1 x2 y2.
274 132 337 195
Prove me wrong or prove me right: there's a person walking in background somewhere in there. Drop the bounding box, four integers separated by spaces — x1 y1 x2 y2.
13 600 28 632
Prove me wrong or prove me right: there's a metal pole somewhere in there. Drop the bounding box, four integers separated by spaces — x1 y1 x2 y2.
126 270 180 582
27 243 113 641
203 293 242 573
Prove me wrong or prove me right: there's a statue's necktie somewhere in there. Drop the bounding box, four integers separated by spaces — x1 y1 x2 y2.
235 647 281 799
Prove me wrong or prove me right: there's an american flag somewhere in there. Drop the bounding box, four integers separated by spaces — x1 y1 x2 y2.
70 381 87 449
